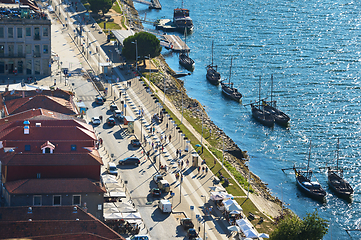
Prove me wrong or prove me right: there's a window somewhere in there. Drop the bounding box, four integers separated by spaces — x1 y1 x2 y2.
26 27 31 36
8 27 13 38
18 61 23 74
36 173 41 179
8 45 14 56
43 27 48 37
0 45 4 56
43 45 49 54
0 27 3 38
98 204 102 210
17 28 22 38
26 59 32 75
33 195 42 206
34 45 40 57
73 195 81 205
71 145 77 151
17 45 23 56
34 27 40 40
53 195 61 206
25 45 31 54
25 145 31 151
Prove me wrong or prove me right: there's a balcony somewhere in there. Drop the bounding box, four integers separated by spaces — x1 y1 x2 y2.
33 53 41 58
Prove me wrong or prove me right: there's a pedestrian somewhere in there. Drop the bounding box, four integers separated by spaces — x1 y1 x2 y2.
166 122 168 129
99 138 103 146
186 159 189 167
54 79 56 86
198 166 201 174
169 135 171 142
160 135 163 143
176 149 179 157
129 81 131 87
202 166 205 174
205 166 208 174
179 149 182 158
180 173 183 182
181 160 184 169
165 135 167 142
152 127 155 134
138 109 141 116
119 92 121 98
178 159 181 167
214 158 217 166
152 142 154 150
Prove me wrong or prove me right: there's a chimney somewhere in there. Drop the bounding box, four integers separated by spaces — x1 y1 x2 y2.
73 206 77 213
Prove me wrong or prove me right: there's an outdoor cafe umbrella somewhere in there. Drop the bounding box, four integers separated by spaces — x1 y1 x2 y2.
227 225 241 232
243 228 258 239
259 233 270 239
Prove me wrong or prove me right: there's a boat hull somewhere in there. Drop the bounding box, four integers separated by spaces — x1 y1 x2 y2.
327 170 353 200
263 104 290 126
221 82 242 102
251 104 275 127
179 53 194 71
206 67 220 85
294 168 326 202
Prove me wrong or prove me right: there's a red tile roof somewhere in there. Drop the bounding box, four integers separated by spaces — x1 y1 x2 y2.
0 206 124 240
4 178 106 194
4 95 77 116
0 152 103 166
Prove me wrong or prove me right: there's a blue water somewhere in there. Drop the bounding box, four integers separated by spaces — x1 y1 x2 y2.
134 0 361 238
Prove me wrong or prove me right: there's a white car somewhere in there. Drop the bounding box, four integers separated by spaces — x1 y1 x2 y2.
91 117 101 125
126 235 149 240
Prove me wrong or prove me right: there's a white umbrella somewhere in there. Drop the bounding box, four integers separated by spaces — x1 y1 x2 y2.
243 229 258 238
259 233 270 238
227 225 241 232
230 210 241 215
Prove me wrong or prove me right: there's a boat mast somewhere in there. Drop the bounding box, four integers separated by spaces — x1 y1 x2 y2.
229 57 232 85
259 76 261 107
307 140 311 179
271 74 273 107
211 41 214 67
336 138 340 170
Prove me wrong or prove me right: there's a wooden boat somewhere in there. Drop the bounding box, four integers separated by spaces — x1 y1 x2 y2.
293 141 326 202
221 57 242 101
251 77 274 127
206 41 220 85
262 75 290 126
173 7 193 32
179 29 194 71
327 139 353 199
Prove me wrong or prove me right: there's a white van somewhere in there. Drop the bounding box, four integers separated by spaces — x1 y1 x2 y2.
107 162 118 175
158 199 172 213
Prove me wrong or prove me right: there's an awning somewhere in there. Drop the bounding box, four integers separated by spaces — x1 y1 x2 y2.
121 212 142 220
236 219 258 238
109 192 126 198
104 212 124 220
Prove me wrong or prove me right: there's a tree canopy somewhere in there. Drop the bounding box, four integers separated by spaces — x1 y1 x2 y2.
122 32 162 62
270 210 328 240
88 0 112 16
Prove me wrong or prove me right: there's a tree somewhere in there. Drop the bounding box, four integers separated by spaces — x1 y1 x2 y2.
88 0 112 16
122 32 162 65
270 210 328 240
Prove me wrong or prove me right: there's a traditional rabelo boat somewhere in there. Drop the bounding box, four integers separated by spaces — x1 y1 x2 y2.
251 77 274 127
293 141 326 202
221 57 242 101
173 7 193 32
179 29 194 71
206 41 221 85
327 139 353 200
262 75 290 126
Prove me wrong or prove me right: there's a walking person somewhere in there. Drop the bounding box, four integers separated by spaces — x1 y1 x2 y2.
214 158 217 166
205 166 208 174
202 166 205 174
152 142 154 150
179 149 182 158
181 160 184 169
186 159 189 167
169 135 172 142
165 135 167 142
166 122 168 129
176 149 179 157
198 166 201 174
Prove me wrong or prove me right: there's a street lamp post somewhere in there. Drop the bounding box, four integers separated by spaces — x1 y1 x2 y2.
132 40 138 72
201 195 206 239
181 90 184 124
163 76 166 104
139 105 143 142
201 106 204 153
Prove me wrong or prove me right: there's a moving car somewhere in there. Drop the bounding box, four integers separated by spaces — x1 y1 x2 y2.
107 162 118 176
110 104 118 112
119 157 140 166
158 199 172 213
95 96 105 105
91 117 101 125
131 139 141 148
153 175 163 184
180 218 194 230
150 188 161 197
106 117 116 126
113 110 124 121
126 235 149 240
157 180 170 193
187 228 198 239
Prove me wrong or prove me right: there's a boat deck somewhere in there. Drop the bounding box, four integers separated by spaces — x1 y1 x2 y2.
161 35 190 52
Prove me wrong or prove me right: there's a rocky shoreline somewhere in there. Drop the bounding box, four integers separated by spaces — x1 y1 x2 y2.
122 0 283 217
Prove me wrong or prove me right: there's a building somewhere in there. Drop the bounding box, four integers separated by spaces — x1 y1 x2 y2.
0 2 51 76
0 206 125 239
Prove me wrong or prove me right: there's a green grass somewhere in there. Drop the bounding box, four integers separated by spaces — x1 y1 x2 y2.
97 20 122 30
112 2 122 14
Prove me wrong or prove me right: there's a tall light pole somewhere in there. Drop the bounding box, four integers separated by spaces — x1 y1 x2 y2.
139 105 143 142
201 106 204 153
221 130 224 169
201 195 206 239
163 76 166 105
132 40 137 72
181 90 184 124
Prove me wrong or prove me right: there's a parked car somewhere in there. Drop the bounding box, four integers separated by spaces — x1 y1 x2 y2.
119 157 140 166
153 174 164 184
187 228 198 239
110 104 118 112
107 162 118 176
91 117 101 125
106 117 116 126
150 188 161 197
180 218 194 230
131 138 141 148
113 110 124 121
95 96 105 105
126 235 149 240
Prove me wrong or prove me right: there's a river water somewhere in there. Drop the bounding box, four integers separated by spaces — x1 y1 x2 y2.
134 0 361 238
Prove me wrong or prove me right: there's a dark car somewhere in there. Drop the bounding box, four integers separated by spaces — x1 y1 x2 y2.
180 218 194 230
150 188 161 197
106 117 116 126
110 104 118 112
113 110 124 121
131 139 141 148
187 228 198 239
95 96 105 105
119 157 140 166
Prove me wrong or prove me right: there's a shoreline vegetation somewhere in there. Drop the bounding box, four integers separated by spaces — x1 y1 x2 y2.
91 0 289 234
